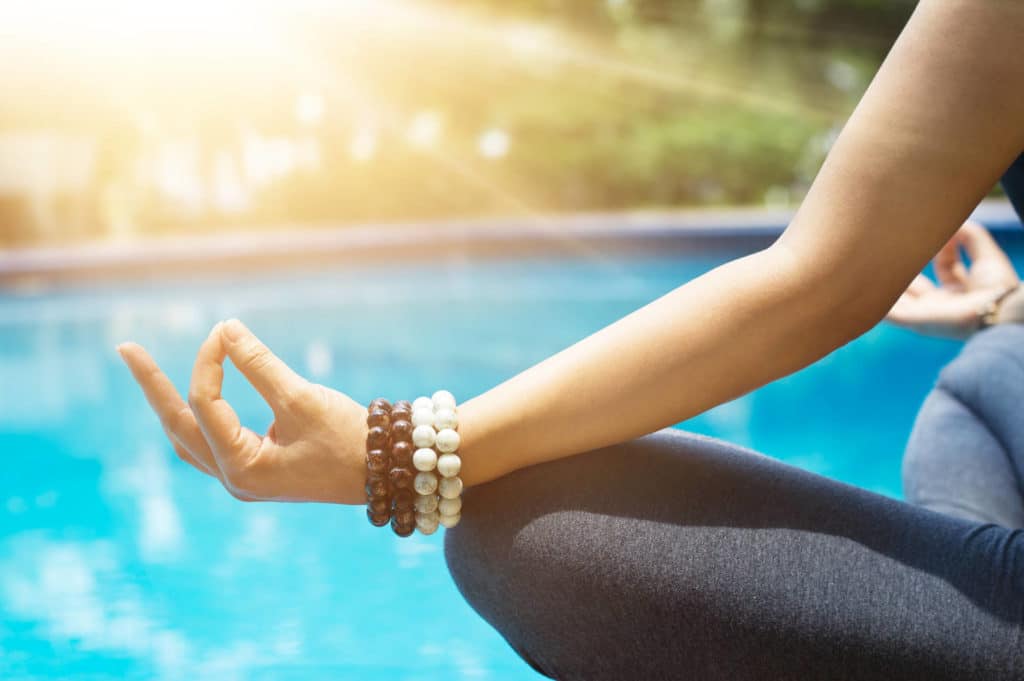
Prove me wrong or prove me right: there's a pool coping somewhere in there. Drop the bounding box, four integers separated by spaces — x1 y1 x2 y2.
1 200 1018 286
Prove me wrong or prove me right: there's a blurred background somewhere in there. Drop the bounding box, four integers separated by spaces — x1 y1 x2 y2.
4 2 1020 680
0 0 921 247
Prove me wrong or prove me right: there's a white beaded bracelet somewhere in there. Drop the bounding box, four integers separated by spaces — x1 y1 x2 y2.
413 389 463 535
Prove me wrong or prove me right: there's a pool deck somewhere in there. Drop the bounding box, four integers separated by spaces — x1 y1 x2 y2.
0 200 1019 286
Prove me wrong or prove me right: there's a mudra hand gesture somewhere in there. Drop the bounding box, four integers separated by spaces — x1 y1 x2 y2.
887 221 1020 339
118 319 369 504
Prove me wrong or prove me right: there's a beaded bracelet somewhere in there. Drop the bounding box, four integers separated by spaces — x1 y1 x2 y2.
388 400 417 537
364 398 393 527
365 391 464 536
411 390 463 534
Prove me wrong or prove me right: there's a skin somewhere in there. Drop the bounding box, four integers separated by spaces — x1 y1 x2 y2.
887 221 1020 339
119 0 1024 505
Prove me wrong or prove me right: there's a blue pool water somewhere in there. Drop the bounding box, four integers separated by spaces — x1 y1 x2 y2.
2 234 1023 680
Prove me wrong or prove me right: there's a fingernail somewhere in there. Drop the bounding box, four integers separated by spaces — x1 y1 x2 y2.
222 318 245 342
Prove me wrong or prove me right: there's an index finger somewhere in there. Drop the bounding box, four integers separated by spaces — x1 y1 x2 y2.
219 319 309 414
956 221 1012 264
933 238 967 291
188 323 262 475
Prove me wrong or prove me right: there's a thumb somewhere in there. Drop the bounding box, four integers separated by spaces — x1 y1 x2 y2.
219 319 309 411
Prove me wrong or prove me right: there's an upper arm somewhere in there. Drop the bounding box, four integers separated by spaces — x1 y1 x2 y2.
777 0 1024 324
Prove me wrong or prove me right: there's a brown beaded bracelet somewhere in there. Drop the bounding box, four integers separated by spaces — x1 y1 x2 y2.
364 398 420 537
364 399 393 527
387 401 417 537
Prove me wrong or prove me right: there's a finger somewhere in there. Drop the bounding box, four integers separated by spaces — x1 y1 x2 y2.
219 319 310 413
166 432 218 477
166 434 258 501
188 324 263 477
160 423 220 477
117 342 221 475
956 221 1013 267
885 294 919 325
933 238 967 291
167 435 258 501
905 274 936 298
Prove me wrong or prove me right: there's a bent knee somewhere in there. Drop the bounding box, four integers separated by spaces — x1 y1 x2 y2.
442 431 759 680
938 324 1024 399
442 472 575 679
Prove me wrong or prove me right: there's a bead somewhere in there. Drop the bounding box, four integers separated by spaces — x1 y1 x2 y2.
390 406 412 423
413 447 438 472
393 507 416 526
413 471 438 495
390 516 415 537
366 425 389 449
370 492 392 506
436 454 461 478
368 398 392 412
391 485 415 507
432 390 456 411
392 399 412 413
412 424 436 448
366 408 391 429
366 449 389 474
438 476 463 499
438 512 461 528
411 408 435 428
391 441 414 467
365 475 389 498
412 396 434 412
414 493 439 514
393 488 414 508
390 419 413 442
438 496 462 516
433 408 458 430
368 497 390 515
367 508 390 527
416 510 440 534
435 428 460 453
389 467 413 489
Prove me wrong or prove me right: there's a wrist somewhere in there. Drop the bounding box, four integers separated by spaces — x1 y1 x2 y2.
994 284 1024 325
455 397 506 489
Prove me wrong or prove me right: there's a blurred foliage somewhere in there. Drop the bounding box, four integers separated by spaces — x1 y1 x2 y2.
0 0 920 245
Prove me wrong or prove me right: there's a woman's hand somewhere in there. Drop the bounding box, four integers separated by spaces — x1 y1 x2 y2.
118 319 368 504
886 221 1019 340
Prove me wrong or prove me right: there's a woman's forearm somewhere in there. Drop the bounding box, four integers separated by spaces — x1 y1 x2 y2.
459 0 1024 487
458 243 866 486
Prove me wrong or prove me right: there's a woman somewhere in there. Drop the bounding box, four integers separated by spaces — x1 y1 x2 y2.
119 1 1024 678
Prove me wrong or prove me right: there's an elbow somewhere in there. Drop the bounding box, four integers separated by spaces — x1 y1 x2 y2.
768 241 898 352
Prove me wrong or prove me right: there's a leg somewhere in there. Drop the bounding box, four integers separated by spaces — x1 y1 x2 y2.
445 429 1024 681
903 324 1024 527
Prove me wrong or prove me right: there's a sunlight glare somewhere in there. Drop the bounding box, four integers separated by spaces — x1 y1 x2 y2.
406 111 444 150
349 129 378 163
478 129 510 160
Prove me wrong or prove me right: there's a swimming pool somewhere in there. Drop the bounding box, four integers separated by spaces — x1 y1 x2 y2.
2 226 1023 679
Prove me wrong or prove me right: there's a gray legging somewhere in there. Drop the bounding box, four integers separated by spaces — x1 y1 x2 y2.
443 324 1024 681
